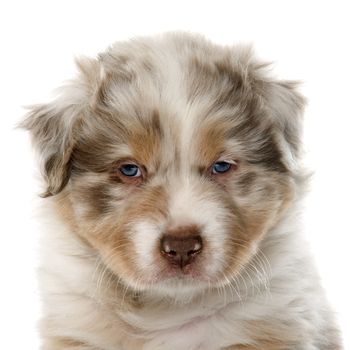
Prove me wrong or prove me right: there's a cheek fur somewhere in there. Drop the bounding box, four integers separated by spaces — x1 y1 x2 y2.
221 172 296 279
55 161 295 292
132 220 163 275
72 183 169 286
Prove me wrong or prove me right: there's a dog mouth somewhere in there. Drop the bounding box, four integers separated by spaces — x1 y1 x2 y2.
148 259 215 290
157 265 204 280
149 272 212 296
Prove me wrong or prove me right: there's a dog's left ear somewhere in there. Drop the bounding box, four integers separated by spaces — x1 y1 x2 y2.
21 57 102 197
261 79 306 170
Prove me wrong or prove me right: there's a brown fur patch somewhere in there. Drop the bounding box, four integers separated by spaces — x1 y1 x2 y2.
127 109 163 167
21 105 78 197
71 108 163 178
226 343 290 350
224 319 303 350
83 183 114 215
222 173 295 279
42 337 90 349
187 56 245 111
191 102 287 176
235 171 258 191
69 184 169 289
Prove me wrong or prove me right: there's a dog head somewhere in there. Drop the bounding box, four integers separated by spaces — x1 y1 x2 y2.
23 33 305 298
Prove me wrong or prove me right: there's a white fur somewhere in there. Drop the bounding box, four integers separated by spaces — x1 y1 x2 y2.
38 199 333 350
26 33 341 349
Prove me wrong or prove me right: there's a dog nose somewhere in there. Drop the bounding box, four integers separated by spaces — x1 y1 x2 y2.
160 234 203 268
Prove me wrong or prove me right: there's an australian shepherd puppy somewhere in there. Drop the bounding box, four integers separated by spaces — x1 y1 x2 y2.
22 33 342 350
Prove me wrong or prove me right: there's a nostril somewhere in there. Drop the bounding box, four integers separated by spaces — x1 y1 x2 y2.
187 249 197 256
187 239 202 256
192 240 202 253
162 241 175 255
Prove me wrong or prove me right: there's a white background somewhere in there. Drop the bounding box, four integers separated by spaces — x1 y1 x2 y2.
0 0 349 348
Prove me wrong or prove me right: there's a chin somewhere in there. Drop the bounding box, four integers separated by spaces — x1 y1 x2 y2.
23 32 342 350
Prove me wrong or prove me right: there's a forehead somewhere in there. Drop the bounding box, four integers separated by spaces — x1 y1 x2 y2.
98 34 252 118
93 40 259 161
74 35 285 173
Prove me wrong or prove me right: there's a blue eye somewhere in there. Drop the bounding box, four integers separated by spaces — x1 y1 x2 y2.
119 164 142 177
212 161 232 174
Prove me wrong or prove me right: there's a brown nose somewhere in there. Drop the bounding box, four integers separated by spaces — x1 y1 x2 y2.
160 235 203 269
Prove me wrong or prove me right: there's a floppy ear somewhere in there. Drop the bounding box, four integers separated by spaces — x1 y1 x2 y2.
261 79 306 171
21 57 102 197
21 102 80 197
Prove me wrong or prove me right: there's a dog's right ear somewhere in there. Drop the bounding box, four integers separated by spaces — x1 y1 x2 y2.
20 57 103 197
21 101 80 197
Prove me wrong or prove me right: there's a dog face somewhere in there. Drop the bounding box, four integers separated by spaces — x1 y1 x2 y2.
23 33 304 298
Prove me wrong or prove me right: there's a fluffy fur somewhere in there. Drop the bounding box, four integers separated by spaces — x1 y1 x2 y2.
23 33 342 349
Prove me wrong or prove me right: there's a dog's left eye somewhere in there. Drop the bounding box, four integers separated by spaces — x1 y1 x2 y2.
119 164 142 177
212 161 233 174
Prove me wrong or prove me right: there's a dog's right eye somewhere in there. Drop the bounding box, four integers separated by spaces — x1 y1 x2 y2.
119 164 142 177
111 161 145 185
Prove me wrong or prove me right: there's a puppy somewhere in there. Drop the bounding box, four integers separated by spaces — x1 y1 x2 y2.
23 33 342 350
